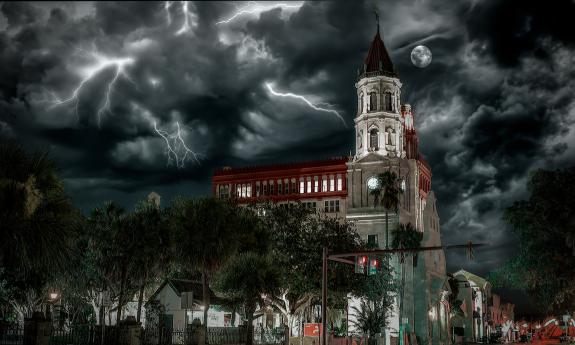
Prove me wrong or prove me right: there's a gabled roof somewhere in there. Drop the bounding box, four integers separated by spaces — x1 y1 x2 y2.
361 29 396 78
146 279 226 307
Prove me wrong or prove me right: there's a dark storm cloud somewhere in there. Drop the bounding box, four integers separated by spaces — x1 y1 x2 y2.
1 0 575 314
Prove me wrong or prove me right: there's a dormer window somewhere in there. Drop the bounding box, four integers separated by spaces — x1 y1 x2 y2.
369 92 377 112
369 128 379 150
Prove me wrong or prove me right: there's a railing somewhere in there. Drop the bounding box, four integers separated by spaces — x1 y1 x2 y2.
253 328 285 345
0 324 272 345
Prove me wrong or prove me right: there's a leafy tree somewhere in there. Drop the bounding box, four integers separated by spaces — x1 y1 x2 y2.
129 200 171 323
391 223 422 337
257 203 363 337
170 197 266 334
490 167 575 312
0 141 80 320
213 252 279 345
370 171 401 249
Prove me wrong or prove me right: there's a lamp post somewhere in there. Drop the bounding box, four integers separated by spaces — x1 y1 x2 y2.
47 290 60 323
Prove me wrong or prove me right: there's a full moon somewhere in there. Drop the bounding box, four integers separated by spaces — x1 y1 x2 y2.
410 45 432 68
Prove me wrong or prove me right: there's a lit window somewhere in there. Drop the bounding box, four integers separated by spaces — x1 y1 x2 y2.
322 178 328 192
337 175 342 191
330 176 335 192
401 179 406 191
307 179 311 194
246 184 251 198
236 185 241 198
299 181 305 194
314 178 319 193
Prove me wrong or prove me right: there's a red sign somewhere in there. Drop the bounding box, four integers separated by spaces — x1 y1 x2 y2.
304 323 323 337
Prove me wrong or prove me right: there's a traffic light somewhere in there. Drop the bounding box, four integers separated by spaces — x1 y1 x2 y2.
368 257 380 276
355 255 368 274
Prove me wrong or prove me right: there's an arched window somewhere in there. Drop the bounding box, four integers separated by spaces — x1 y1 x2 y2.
369 92 377 111
369 129 379 149
358 130 363 148
359 94 364 114
384 92 393 111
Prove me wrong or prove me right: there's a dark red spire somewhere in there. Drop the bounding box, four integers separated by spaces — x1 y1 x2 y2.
361 30 396 77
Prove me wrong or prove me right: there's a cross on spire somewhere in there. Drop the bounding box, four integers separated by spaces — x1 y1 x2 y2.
373 4 380 33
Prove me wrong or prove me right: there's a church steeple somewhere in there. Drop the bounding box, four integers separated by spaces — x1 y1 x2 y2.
360 23 396 78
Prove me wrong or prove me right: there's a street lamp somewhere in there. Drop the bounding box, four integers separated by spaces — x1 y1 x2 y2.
46 289 60 321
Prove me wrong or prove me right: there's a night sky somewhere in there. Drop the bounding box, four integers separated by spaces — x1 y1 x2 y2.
1 1 575 316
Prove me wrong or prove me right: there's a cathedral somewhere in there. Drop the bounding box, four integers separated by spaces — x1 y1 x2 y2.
213 23 450 345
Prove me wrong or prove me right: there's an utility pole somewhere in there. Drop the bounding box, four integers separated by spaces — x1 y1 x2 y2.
320 242 485 345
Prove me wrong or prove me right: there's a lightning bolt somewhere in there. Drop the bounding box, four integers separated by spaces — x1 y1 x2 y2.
165 1 172 25
48 49 135 126
265 83 347 126
216 1 304 25
154 121 201 168
165 1 196 35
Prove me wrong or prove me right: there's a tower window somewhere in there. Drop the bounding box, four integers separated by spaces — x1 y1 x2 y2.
359 94 364 114
370 129 379 150
369 92 377 111
384 92 392 111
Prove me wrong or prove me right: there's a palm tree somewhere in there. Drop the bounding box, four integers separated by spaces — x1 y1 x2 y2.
0 141 80 318
391 223 422 345
0 141 79 273
369 171 401 249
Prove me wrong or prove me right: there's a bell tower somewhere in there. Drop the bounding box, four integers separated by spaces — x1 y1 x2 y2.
354 24 404 160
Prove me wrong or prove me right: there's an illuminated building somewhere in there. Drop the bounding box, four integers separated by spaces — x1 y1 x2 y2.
212 22 448 345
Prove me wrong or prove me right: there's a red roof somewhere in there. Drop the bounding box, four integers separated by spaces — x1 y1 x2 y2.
362 30 396 77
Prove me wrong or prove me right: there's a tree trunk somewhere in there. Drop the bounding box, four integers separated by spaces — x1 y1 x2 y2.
385 210 389 249
117 263 128 325
246 303 256 345
202 267 210 335
137 281 145 323
286 313 293 338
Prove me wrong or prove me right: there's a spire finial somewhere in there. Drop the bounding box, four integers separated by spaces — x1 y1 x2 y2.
373 4 380 33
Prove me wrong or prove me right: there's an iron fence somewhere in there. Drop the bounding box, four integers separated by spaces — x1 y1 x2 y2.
0 325 23 345
0 324 280 345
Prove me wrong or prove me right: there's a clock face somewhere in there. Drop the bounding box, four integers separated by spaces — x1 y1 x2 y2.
367 177 380 190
